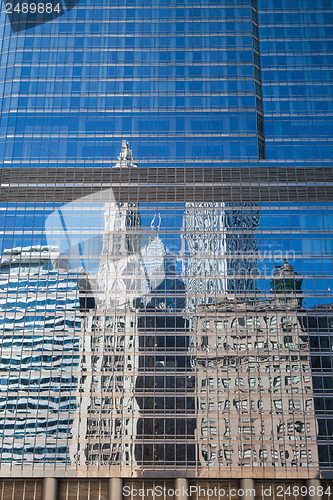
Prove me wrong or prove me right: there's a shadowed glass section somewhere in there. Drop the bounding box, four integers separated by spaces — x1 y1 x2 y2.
4 0 66 33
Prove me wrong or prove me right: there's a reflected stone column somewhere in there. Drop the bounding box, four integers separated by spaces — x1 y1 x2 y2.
174 479 189 500
239 479 255 500
306 480 322 500
108 478 123 500
42 478 57 500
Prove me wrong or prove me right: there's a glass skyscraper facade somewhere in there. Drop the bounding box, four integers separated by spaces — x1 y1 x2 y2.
0 0 333 498
0 246 81 464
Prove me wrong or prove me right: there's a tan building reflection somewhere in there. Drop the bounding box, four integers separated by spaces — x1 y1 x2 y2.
194 261 319 478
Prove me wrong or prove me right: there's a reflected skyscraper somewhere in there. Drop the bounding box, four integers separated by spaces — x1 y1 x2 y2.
75 146 142 468
182 202 260 305
194 262 318 474
1 0 333 497
0 247 81 466
70 145 197 471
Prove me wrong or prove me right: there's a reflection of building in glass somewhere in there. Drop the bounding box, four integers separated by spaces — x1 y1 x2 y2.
74 143 197 470
181 203 261 369
194 261 318 476
75 303 140 468
182 203 260 305
0 246 81 466
1 0 333 492
75 145 142 468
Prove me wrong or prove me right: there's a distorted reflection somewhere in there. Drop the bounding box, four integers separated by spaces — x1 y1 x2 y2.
0 147 331 474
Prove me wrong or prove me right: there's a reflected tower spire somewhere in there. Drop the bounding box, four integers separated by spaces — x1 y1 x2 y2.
114 140 138 168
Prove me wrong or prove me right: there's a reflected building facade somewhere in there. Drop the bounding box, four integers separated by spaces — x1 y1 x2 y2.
194 262 318 474
75 146 142 468
0 246 81 467
70 144 197 472
0 0 333 496
182 202 260 299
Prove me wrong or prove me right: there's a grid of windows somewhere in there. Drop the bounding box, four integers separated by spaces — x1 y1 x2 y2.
0 0 264 164
0 182 332 475
0 0 332 482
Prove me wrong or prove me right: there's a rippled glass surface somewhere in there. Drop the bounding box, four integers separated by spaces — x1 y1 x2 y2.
0 0 333 480
1 180 332 475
